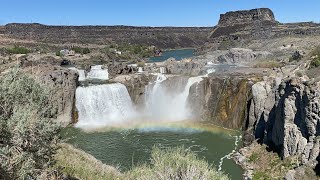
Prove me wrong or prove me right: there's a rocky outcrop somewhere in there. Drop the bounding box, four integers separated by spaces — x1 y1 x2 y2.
108 63 137 79
24 65 78 126
188 75 253 129
112 74 154 107
209 8 320 45
210 8 277 41
217 48 272 64
218 8 276 27
245 76 320 167
164 58 204 76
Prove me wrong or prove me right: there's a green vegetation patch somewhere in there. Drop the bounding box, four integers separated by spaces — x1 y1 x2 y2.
104 43 154 60
310 58 320 68
0 69 61 179
6 46 31 54
71 46 91 54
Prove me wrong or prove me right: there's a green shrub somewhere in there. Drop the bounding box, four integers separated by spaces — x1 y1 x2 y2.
126 146 229 180
82 47 91 54
310 58 320 68
6 46 31 54
0 69 61 180
56 51 61 56
72 46 83 54
249 152 259 162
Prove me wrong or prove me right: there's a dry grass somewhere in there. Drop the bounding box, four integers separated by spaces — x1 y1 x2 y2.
55 144 230 180
243 142 318 180
55 143 121 180
253 60 283 68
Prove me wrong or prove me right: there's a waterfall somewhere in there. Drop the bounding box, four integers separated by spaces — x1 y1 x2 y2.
138 67 143 73
75 83 136 128
74 66 216 128
69 65 109 81
160 67 166 74
145 72 205 121
77 69 86 81
87 65 109 80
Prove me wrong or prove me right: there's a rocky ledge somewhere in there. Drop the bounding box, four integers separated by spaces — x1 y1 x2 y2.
237 62 320 179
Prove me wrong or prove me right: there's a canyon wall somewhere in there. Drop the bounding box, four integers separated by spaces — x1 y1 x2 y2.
244 76 320 167
188 76 252 129
1 23 212 49
24 64 78 126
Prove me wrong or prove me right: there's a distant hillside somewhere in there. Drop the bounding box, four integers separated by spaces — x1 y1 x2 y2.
0 23 213 49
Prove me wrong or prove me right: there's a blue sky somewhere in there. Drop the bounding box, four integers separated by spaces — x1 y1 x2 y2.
0 0 319 26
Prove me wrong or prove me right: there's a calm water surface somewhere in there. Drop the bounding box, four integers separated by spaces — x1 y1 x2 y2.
63 122 243 180
150 49 195 62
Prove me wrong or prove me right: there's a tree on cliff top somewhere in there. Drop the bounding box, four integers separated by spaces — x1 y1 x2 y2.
0 69 62 179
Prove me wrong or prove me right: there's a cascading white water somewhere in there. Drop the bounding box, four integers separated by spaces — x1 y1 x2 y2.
87 65 109 80
68 67 86 82
75 83 136 128
145 70 210 121
74 66 216 128
138 67 143 73
69 65 109 81
160 67 166 74
77 69 86 81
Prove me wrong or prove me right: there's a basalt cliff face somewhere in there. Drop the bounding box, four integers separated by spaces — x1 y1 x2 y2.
23 65 78 126
209 8 320 44
188 76 253 129
245 76 320 163
0 23 212 49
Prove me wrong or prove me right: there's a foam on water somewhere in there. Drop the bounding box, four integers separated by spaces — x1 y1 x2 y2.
218 135 242 171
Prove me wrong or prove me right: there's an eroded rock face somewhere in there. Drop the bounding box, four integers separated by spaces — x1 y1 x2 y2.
246 77 320 165
24 65 78 126
217 48 272 64
164 58 203 76
218 8 276 27
209 8 320 46
188 76 252 129
113 74 154 107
